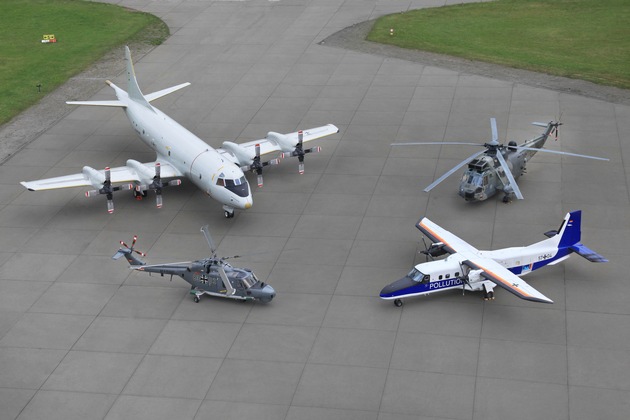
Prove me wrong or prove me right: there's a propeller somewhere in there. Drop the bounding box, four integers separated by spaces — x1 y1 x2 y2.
242 143 280 187
119 235 146 257
458 262 471 295
281 130 321 174
419 237 447 261
143 163 182 208
85 167 132 213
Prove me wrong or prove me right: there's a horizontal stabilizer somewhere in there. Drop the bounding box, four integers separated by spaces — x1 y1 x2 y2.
144 82 191 102
570 243 608 263
66 100 126 107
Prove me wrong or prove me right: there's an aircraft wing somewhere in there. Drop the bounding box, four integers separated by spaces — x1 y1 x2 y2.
21 161 182 191
416 217 553 303
416 217 480 255
217 124 339 163
462 255 554 304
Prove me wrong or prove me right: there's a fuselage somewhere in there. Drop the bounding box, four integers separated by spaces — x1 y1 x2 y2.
119 87 253 211
459 125 553 202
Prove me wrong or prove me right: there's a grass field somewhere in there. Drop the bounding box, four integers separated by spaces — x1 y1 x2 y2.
0 0 168 125
368 0 630 89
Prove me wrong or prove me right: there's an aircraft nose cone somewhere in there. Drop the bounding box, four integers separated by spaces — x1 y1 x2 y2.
380 276 415 298
245 201 252 209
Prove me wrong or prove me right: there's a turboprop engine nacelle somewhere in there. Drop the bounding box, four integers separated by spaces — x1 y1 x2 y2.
126 159 155 181
266 132 295 152
221 142 254 166
82 166 106 189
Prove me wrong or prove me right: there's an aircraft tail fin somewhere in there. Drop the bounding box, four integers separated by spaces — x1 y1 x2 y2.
123 46 152 108
548 210 607 263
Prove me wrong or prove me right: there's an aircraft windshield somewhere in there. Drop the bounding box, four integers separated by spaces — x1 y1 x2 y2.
220 175 249 197
407 268 424 282
463 174 483 187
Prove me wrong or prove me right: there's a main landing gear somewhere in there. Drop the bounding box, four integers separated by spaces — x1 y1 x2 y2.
394 299 403 307
483 291 495 301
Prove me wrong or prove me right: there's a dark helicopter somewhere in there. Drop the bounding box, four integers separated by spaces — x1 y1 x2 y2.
393 119 608 202
113 225 275 303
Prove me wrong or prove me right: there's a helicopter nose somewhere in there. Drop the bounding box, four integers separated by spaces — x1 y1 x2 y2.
261 284 275 302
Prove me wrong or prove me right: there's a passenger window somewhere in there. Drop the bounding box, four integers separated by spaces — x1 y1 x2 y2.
445 274 450 279
455 272 460 277
439 275 443 280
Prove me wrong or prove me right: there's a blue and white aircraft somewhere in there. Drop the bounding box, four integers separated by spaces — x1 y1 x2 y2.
380 210 607 306
20 46 339 218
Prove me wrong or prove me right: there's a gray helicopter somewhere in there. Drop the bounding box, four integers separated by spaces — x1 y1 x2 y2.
393 119 608 202
113 226 275 303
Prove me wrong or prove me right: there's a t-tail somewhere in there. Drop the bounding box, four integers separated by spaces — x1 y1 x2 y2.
546 210 608 263
112 236 147 266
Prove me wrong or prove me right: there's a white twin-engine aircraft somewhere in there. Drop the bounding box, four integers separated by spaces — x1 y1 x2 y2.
380 210 607 306
20 46 339 217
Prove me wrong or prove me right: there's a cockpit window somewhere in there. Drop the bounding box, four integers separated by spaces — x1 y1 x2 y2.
407 268 424 282
216 178 225 186
224 176 246 187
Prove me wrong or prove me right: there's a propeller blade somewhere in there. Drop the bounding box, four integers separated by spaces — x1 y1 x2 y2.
516 146 608 161
297 130 303 148
107 199 114 214
85 190 99 198
257 174 263 187
156 193 163 209
490 118 498 145
496 151 524 199
424 149 487 192
104 167 111 183
155 162 161 178
255 143 261 158
298 161 304 175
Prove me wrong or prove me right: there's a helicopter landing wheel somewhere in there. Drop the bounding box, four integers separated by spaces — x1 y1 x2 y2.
502 195 510 203
394 299 403 307
194 296 200 303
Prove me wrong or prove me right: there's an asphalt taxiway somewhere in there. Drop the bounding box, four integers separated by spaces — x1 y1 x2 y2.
1 1 629 420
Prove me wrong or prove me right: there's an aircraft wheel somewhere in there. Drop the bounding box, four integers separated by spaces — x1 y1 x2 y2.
488 291 494 300
394 299 403 307
194 296 200 303
224 210 234 218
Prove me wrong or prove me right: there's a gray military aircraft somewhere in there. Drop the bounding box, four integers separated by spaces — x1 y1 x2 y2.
393 118 608 202
113 225 275 303
20 46 339 217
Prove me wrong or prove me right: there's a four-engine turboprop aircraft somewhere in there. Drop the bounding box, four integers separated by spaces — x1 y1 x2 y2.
20 46 339 217
380 210 607 306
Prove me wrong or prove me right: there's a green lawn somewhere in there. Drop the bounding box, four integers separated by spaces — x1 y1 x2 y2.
0 0 168 125
367 0 630 89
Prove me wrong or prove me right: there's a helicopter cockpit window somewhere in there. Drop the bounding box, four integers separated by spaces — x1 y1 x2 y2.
407 268 424 282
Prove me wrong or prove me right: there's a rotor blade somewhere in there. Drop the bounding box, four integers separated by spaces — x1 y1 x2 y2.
391 142 485 147
516 146 609 161
490 118 498 144
496 151 524 199
218 266 235 295
424 149 487 192
200 225 216 253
